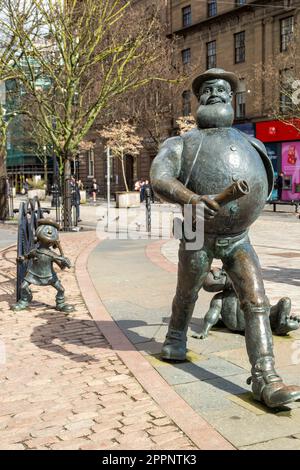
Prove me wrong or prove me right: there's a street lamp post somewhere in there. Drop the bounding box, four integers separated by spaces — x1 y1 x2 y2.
106 146 111 228
0 105 15 221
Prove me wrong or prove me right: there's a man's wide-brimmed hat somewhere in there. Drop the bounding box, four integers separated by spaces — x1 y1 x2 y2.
192 68 239 99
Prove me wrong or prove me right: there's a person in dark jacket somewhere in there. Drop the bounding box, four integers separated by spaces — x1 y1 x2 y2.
275 172 284 200
71 177 81 222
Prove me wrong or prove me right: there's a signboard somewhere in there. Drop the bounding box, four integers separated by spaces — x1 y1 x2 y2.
256 120 300 142
282 141 300 200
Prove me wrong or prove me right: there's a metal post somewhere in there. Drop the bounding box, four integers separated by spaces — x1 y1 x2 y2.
107 146 111 228
145 186 151 233
8 184 14 218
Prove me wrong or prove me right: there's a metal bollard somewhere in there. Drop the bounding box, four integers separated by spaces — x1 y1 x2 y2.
145 186 151 233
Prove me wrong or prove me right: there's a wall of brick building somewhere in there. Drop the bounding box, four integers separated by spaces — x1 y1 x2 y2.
171 0 243 32
170 0 300 124
78 0 300 194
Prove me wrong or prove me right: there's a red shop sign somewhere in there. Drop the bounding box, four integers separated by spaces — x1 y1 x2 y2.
256 120 300 142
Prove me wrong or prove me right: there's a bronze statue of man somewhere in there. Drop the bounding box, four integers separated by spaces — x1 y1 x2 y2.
150 68 300 408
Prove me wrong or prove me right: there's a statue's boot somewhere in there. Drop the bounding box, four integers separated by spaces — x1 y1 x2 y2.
247 356 300 408
13 299 30 311
55 281 75 313
12 282 32 311
56 300 75 313
161 299 195 361
244 305 300 408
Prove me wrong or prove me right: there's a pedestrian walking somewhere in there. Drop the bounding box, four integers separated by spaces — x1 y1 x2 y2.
71 177 81 222
134 179 141 192
23 178 29 195
275 172 284 200
140 179 145 202
77 179 84 191
91 178 98 203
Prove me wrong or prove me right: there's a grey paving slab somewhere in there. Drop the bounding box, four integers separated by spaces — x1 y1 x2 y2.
0 228 17 251
155 357 247 386
136 340 165 356
277 364 300 387
188 330 246 355
104 300 169 325
211 408 300 447
174 378 248 415
240 436 300 450
118 324 166 345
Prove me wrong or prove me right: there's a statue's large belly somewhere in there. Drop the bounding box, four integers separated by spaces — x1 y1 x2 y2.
185 128 268 235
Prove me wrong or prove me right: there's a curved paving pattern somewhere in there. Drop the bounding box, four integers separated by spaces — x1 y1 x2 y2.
0 235 196 450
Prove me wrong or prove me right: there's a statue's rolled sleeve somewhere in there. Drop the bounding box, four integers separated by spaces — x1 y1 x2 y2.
150 136 198 206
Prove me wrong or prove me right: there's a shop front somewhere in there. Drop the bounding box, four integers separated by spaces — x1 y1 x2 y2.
256 120 300 201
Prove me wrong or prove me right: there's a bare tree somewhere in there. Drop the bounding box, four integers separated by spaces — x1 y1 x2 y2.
99 119 143 192
99 3 202 155
249 31 300 132
175 114 196 135
1 0 174 228
0 0 20 218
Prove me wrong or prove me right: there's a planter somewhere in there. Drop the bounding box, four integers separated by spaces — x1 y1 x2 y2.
116 191 140 208
28 189 46 201
80 190 87 204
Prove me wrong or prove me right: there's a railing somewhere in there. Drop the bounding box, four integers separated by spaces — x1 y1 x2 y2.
51 179 78 230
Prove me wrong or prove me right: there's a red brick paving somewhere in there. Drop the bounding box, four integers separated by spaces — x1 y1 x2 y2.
0 232 197 450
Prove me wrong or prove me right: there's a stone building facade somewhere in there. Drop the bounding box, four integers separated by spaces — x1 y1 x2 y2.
169 0 299 120
80 0 300 198
168 0 300 201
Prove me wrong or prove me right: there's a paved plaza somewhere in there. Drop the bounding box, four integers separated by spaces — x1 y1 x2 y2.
1 202 300 449
87 208 300 450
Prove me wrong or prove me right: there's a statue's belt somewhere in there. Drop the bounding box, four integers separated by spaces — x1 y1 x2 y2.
207 230 249 248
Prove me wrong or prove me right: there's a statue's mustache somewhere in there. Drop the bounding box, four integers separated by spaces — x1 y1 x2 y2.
205 97 224 105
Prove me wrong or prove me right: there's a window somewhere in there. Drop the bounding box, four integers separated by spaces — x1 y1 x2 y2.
88 148 95 177
207 41 216 69
280 69 294 113
235 31 245 63
181 48 191 65
208 0 217 17
281 16 294 52
235 0 246 6
182 5 191 27
235 80 246 118
182 90 191 116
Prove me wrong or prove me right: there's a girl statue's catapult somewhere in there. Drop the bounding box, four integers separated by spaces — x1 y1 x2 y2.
13 219 74 313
